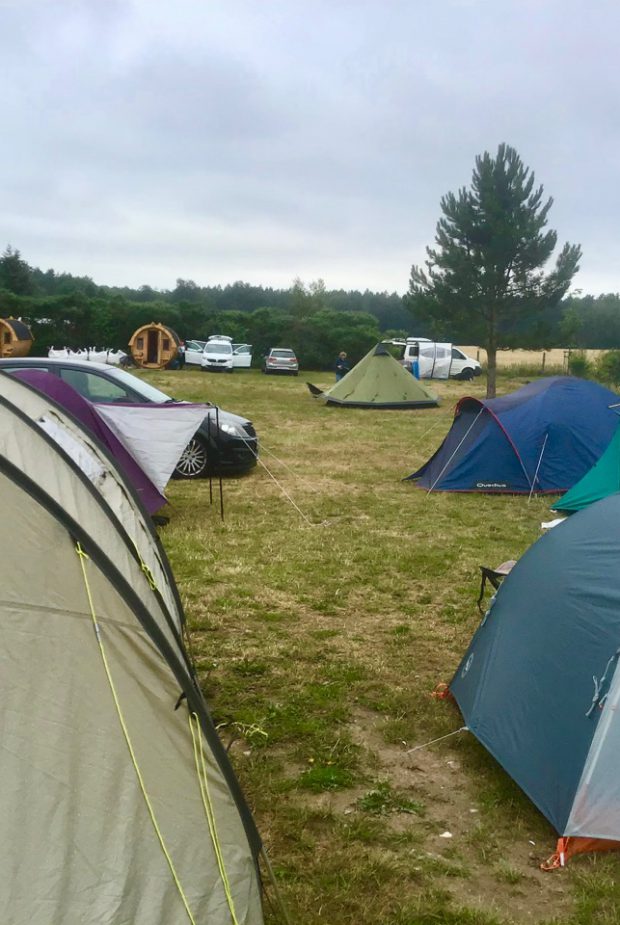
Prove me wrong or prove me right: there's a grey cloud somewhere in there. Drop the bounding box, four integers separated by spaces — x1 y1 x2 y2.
1 0 618 293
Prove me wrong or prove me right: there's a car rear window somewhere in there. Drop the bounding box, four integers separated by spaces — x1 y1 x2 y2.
271 350 295 358
59 368 134 403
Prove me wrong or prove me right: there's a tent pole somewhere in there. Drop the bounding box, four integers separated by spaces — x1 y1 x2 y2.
427 407 484 493
260 846 293 925
207 416 213 505
528 433 549 503
215 407 224 521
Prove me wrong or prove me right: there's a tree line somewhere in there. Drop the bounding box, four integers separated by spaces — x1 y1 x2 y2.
2 224 620 376
0 248 412 368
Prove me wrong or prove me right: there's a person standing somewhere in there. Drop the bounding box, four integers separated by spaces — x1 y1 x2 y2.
335 351 350 381
411 345 420 379
177 341 186 369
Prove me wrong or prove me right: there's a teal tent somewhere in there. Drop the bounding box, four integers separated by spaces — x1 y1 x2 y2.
555 422 620 513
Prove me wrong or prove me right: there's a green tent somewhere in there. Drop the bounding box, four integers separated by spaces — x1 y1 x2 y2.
554 422 620 513
307 343 439 408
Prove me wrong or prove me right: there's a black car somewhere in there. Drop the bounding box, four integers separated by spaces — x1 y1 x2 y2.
0 357 258 478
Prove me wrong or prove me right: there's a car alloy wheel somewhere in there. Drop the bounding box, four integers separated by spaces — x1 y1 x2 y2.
174 437 209 479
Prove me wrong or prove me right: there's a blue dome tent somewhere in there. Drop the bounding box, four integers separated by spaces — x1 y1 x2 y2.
407 377 619 494
449 493 620 866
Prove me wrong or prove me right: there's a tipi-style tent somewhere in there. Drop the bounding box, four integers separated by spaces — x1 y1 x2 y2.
0 316 34 357
553 419 620 513
0 375 265 923
408 377 619 493
129 322 181 369
307 343 439 408
449 493 620 867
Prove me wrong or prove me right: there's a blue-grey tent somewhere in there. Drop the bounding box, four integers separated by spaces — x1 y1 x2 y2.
450 493 620 867
407 377 619 493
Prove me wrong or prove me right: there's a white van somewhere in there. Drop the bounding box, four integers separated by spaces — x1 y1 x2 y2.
448 345 482 380
389 338 481 380
201 335 234 373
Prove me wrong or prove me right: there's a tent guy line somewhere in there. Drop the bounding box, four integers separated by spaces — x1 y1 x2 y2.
427 408 484 494
406 726 469 755
255 453 315 525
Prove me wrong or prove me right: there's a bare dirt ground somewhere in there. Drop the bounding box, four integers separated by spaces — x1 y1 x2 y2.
345 708 569 924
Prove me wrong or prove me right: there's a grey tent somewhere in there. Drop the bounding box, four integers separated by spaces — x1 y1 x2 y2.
0 372 180 625
0 374 265 923
307 343 439 408
449 493 620 868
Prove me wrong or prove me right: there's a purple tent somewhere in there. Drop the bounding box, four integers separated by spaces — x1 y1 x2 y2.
12 369 167 514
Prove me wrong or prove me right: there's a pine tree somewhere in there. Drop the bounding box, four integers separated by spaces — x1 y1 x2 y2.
405 144 581 396
0 245 35 296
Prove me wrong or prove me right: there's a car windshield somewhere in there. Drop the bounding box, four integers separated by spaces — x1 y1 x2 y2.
103 366 176 403
207 343 233 355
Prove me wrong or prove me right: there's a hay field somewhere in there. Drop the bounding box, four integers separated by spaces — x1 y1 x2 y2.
459 346 606 369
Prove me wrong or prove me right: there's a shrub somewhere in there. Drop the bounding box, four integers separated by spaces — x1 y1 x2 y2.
567 350 592 379
597 350 620 386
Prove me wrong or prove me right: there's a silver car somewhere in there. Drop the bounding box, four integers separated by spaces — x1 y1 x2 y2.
262 348 299 376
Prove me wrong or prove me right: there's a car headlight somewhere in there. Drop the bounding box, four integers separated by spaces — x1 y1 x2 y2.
218 422 245 437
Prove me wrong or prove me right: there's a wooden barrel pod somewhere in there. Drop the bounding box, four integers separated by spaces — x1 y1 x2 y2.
0 317 34 358
128 322 180 369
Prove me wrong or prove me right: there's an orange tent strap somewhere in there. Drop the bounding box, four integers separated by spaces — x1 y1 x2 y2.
541 836 620 871
431 682 455 702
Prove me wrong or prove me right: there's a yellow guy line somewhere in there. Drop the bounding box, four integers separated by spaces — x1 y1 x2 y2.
189 713 240 925
75 542 197 925
128 537 159 592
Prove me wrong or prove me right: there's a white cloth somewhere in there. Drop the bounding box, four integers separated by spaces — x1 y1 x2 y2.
95 404 209 492
541 517 567 531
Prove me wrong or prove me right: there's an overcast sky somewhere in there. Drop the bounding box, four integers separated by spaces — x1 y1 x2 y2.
2 0 618 295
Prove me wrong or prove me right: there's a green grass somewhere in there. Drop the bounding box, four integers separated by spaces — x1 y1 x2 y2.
357 781 425 816
143 366 620 925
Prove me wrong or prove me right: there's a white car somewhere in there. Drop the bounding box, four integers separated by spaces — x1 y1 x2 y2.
184 339 207 366
232 343 252 368
185 339 253 370
201 335 234 373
